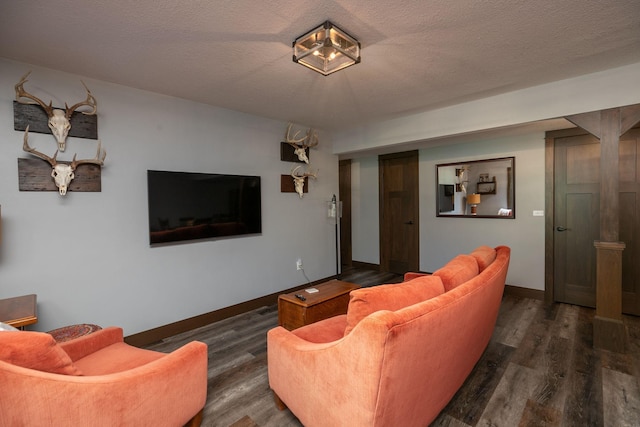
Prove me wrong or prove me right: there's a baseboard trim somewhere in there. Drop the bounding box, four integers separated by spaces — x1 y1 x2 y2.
504 284 544 301
350 261 380 271
125 275 337 347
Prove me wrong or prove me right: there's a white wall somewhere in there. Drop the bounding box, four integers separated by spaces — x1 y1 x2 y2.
333 62 640 155
419 133 546 290
349 132 545 290
350 157 380 264
0 59 339 335
343 63 640 291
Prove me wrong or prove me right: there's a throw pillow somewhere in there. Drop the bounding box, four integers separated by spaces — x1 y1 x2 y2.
0 321 19 331
469 245 497 272
433 254 479 291
0 331 83 375
344 275 445 335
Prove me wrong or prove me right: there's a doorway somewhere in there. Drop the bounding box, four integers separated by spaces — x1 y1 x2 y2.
547 127 640 315
379 151 419 274
338 159 352 270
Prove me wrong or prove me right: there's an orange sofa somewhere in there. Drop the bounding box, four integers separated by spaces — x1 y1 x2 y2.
0 326 208 426
267 245 510 427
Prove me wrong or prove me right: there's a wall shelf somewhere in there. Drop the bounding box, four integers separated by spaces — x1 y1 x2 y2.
476 178 496 195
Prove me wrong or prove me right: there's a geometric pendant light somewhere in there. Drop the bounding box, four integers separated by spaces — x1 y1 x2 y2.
293 21 361 76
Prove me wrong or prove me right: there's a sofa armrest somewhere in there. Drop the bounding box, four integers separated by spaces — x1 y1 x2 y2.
0 340 208 426
403 272 429 281
59 326 124 362
267 318 391 426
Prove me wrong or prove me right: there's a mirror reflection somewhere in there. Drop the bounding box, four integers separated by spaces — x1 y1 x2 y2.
436 157 515 218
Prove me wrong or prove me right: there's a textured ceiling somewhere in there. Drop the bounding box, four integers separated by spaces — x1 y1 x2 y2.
1 0 639 133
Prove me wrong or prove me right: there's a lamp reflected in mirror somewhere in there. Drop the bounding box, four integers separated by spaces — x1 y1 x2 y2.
467 193 481 215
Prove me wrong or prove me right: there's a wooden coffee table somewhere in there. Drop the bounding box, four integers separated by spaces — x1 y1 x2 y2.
0 294 38 328
278 279 360 330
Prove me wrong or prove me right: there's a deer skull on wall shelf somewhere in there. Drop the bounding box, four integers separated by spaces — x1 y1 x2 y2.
15 71 97 152
284 123 318 164
22 126 106 195
291 165 317 198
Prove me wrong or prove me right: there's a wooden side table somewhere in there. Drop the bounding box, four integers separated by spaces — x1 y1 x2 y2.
0 294 38 328
278 280 360 330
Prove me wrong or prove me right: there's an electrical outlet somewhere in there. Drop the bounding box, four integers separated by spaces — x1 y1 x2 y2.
296 258 303 270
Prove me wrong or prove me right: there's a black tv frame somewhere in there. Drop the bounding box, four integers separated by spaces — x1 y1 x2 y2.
147 170 262 246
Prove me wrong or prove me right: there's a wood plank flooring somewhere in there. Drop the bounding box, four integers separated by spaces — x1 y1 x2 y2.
144 269 640 427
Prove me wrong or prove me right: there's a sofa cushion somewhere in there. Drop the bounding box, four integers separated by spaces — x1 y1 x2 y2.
73 342 165 375
293 314 348 343
469 245 497 272
344 275 445 335
433 254 479 291
0 331 83 375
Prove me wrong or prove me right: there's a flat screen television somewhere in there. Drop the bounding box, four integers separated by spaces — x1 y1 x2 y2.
147 170 262 245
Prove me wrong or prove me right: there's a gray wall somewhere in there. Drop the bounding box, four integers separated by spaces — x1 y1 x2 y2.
6 57 639 333
344 62 640 291
0 59 339 334
351 132 545 290
419 133 545 290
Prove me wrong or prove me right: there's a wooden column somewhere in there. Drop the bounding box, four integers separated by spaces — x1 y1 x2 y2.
565 104 640 352
593 241 625 351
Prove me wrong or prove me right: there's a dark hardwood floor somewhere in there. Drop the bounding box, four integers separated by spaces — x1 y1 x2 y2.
144 268 640 427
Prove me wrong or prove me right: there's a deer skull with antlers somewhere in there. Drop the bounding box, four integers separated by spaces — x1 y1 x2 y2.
291 165 317 198
284 123 318 164
22 126 106 195
15 71 97 152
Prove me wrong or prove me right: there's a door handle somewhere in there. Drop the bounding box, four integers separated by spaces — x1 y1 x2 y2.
404 220 414 225
556 226 570 232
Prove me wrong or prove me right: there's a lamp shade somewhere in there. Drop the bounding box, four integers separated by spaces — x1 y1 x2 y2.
467 194 481 205
293 21 361 76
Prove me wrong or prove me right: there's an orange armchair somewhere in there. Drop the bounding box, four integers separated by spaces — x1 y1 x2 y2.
0 326 208 426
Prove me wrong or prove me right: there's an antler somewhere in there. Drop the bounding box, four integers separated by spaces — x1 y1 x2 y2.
284 123 319 148
24 123 105 172
15 70 97 120
65 80 97 119
70 141 106 170
22 126 58 166
291 165 318 179
284 123 307 145
15 71 54 117
304 129 319 149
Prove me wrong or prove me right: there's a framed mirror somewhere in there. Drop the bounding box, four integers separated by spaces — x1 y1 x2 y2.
436 157 515 218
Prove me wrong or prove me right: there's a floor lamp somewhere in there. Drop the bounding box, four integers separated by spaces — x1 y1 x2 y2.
328 194 341 278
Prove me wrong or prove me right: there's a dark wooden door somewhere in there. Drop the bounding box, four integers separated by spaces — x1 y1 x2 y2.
339 159 352 269
553 129 640 315
554 134 600 308
379 151 419 274
620 129 640 315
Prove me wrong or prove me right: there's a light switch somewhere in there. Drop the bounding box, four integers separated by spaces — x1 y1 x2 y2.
532 210 544 217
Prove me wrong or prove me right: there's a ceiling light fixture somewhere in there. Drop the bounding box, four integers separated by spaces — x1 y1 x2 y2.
293 21 361 76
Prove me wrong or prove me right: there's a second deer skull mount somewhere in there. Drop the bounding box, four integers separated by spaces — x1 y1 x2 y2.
22 126 106 195
15 71 97 152
291 165 317 198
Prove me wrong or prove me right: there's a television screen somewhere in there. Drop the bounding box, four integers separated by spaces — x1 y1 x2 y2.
147 170 262 245
438 184 455 213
